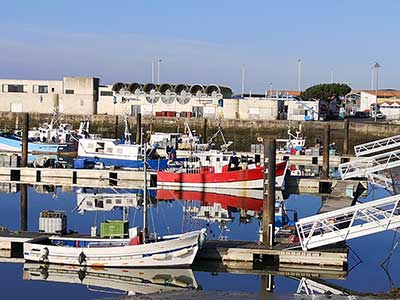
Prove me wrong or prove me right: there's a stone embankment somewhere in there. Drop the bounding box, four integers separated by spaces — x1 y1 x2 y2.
0 112 399 152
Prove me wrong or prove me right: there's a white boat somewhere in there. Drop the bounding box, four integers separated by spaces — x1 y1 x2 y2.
76 114 170 170
24 141 205 267
23 263 198 295
27 110 74 144
276 125 306 152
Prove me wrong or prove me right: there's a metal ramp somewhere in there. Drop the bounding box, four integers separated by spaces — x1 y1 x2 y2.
338 148 400 180
296 194 400 251
296 278 350 296
355 135 400 157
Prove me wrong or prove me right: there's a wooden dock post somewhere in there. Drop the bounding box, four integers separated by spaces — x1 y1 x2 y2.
203 118 207 143
21 113 29 168
20 184 28 231
263 137 276 246
114 115 119 140
322 125 331 179
136 113 142 145
343 119 350 155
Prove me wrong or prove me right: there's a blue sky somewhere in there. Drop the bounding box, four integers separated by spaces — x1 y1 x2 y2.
0 0 398 93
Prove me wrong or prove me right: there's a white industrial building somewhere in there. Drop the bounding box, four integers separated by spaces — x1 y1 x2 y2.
0 76 318 121
0 77 99 114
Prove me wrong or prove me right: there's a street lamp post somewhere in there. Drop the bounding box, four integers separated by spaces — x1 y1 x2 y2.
269 82 273 100
297 59 302 92
151 62 155 83
373 62 381 123
241 65 245 97
157 59 162 84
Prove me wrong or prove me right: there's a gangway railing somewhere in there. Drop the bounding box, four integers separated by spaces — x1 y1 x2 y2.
296 278 349 296
339 148 400 180
355 135 400 157
367 173 393 192
296 194 400 251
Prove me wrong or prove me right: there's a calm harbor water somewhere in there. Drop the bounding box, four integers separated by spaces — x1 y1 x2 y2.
0 184 398 299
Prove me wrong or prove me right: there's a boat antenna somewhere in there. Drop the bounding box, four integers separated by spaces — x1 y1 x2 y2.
142 127 148 244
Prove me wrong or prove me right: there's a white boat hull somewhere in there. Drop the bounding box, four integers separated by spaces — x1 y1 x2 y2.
24 231 201 267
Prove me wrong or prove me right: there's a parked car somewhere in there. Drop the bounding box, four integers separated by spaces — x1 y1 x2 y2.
355 111 370 118
374 111 386 119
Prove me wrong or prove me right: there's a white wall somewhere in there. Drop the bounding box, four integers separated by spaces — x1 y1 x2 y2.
360 92 376 111
0 77 97 114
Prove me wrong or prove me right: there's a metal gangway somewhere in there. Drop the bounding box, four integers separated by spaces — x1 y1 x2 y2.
296 278 351 297
338 148 400 180
355 135 400 157
296 194 400 251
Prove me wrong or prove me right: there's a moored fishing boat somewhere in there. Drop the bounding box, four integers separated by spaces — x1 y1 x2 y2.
75 114 172 170
0 132 73 153
157 150 288 189
23 141 206 267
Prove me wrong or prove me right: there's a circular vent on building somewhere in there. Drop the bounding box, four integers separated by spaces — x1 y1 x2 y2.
177 91 190 105
177 96 190 105
162 95 175 104
146 90 160 104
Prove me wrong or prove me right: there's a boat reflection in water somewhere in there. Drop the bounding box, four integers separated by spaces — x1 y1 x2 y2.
156 188 296 239
23 263 198 295
75 187 146 214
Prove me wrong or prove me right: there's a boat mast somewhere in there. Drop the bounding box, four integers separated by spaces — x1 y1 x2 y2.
124 113 131 144
142 128 148 243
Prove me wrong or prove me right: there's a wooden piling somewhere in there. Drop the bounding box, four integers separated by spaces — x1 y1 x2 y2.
136 113 142 145
21 113 29 168
343 119 350 154
263 137 276 246
322 125 331 179
20 184 27 231
203 118 207 143
114 115 119 140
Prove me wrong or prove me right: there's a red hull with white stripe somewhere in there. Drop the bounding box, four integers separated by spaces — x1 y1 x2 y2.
157 189 263 211
157 161 288 190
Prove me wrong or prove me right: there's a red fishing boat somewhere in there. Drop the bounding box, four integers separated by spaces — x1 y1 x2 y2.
157 150 288 190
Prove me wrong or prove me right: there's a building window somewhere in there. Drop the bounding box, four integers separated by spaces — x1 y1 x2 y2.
33 85 48 94
51 87 55 92
100 91 113 96
65 89 74 94
2 84 26 93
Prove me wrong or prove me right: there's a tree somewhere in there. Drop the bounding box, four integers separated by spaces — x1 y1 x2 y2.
300 83 351 101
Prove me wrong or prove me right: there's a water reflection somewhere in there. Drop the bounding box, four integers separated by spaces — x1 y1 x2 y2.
23 263 198 295
2 183 400 298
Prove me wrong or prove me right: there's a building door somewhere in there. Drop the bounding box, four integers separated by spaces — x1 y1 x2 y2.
192 107 203 118
131 105 141 116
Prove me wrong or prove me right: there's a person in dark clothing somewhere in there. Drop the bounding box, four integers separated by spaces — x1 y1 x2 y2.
228 151 241 171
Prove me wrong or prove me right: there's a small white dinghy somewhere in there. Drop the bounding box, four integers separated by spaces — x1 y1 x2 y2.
24 139 206 267
23 230 204 267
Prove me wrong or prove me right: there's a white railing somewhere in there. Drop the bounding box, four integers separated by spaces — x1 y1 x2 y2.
355 135 400 157
338 148 400 180
296 194 400 251
367 173 393 192
296 278 350 296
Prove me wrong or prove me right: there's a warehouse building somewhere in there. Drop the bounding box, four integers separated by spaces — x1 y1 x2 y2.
0 76 318 120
